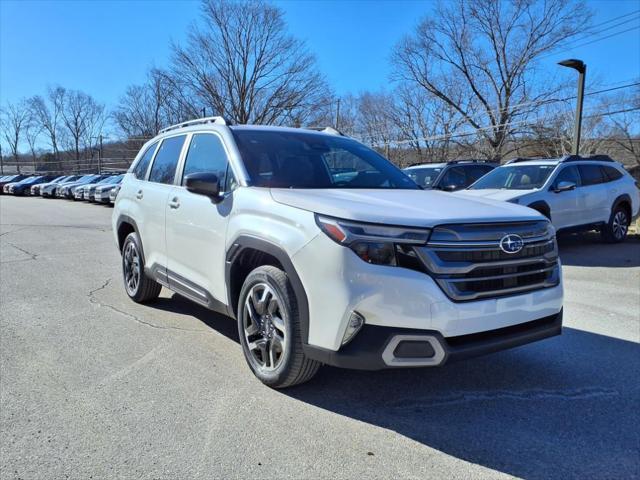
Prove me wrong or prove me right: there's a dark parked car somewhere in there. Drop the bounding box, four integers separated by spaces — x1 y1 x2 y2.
11 175 57 196
0 174 29 193
403 160 497 191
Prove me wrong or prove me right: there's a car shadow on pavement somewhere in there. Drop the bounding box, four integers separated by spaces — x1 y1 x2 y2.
283 329 640 479
557 232 640 267
147 293 640 479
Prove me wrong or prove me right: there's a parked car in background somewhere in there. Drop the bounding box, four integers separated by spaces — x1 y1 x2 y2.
81 174 122 202
31 175 70 196
456 155 639 242
92 175 124 203
403 160 497 191
58 175 107 199
1 175 29 193
108 184 121 205
41 175 82 197
11 175 57 196
4 175 41 194
113 117 563 388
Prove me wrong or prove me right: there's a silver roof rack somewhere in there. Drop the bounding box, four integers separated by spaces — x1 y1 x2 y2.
304 126 346 136
159 116 232 134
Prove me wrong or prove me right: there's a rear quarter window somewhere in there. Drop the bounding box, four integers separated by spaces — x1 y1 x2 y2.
601 166 623 182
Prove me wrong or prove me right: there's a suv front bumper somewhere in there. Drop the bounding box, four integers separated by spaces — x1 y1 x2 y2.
304 310 562 370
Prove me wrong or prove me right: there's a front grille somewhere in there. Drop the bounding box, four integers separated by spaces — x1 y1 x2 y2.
414 221 560 302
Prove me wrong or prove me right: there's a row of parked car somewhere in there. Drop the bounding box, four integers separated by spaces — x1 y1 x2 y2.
0 173 123 205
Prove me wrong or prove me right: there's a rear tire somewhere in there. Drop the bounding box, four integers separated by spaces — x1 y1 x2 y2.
601 205 629 243
121 232 162 303
237 265 320 388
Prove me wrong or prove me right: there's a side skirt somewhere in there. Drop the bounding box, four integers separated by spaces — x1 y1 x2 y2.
147 264 230 317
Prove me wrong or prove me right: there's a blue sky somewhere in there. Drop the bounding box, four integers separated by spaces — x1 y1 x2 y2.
1 0 639 111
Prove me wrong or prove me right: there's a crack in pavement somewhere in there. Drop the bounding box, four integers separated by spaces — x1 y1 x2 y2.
87 278 207 333
5 242 39 261
386 387 620 409
0 227 27 237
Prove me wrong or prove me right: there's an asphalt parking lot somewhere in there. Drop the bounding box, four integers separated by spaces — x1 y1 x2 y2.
1 196 639 479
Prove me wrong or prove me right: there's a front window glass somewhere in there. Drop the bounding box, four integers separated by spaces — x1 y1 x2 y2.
232 129 418 189
553 166 580 188
403 166 443 188
182 134 231 190
470 165 556 190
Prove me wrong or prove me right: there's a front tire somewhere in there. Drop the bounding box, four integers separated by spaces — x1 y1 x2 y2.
237 265 320 388
602 205 629 243
121 232 162 303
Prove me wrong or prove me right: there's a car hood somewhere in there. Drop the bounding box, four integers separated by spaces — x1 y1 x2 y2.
270 188 543 227
455 189 535 202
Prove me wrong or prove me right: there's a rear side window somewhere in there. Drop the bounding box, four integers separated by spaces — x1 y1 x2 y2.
148 135 186 185
601 166 623 182
132 142 158 179
439 166 467 189
578 165 605 186
182 133 230 190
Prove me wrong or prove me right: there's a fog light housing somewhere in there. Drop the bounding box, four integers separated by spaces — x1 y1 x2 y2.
341 311 365 346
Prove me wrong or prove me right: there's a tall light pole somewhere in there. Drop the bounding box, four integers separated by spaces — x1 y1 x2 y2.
558 58 586 155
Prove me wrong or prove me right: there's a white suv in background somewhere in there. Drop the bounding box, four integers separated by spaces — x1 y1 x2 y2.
113 117 563 388
457 156 639 242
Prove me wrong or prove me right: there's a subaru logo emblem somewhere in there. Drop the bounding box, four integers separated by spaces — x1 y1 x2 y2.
499 234 524 254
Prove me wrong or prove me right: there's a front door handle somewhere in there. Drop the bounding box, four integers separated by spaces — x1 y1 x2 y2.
136 190 143 200
168 197 180 209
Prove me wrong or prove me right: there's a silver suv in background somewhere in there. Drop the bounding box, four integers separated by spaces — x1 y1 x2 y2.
457 155 639 242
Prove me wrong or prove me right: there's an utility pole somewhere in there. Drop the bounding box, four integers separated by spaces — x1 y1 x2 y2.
98 134 103 174
558 59 586 155
202 107 206 118
335 98 341 130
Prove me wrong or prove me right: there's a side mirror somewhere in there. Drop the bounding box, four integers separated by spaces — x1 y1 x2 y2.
441 184 459 192
185 172 222 202
554 181 576 193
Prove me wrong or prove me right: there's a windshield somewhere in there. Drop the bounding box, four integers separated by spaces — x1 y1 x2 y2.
470 165 556 190
403 166 443 188
232 129 418 189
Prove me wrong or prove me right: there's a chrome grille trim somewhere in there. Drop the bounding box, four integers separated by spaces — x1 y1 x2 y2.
415 222 559 302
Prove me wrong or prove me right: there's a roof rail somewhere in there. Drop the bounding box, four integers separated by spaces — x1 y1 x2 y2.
158 116 232 134
560 154 614 163
304 126 346 136
505 156 547 164
446 159 496 165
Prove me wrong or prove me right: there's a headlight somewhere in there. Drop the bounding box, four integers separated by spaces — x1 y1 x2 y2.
315 215 430 266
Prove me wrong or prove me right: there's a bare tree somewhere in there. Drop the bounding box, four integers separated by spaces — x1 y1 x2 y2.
29 86 66 160
393 0 591 161
24 113 43 169
60 89 106 168
170 0 330 125
601 89 640 165
1 100 30 173
113 68 197 137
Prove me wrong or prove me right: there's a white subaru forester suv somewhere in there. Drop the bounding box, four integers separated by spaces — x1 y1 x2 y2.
113 117 564 388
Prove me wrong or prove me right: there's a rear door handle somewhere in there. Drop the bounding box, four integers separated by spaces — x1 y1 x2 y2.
168 197 180 209
136 190 143 200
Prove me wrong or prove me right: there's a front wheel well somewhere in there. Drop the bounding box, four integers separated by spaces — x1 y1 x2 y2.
228 248 284 316
527 201 551 220
116 221 135 252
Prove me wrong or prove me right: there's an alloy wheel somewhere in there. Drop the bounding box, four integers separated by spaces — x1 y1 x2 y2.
243 283 287 371
612 211 628 240
123 241 141 296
